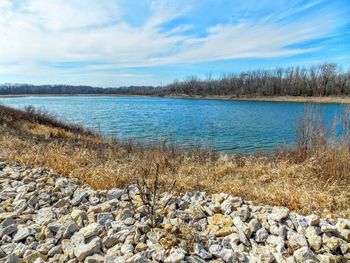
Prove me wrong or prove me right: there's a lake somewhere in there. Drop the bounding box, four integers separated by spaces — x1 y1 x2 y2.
0 96 345 153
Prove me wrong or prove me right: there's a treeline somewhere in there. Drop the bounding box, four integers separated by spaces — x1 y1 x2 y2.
1 63 350 97
0 84 102 95
160 63 350 97
0 84 156 95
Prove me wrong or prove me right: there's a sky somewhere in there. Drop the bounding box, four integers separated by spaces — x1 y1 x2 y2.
0 0 349 87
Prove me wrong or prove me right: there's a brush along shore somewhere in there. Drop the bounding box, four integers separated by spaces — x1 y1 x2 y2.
0 162 349 263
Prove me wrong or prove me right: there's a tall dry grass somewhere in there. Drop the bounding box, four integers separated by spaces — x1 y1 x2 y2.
0 104 349 218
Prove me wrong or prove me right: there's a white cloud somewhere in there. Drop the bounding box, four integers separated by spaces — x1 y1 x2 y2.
0 0 347 85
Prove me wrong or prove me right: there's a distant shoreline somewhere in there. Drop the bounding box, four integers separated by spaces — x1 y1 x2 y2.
1 94 350 104
164 95 350 104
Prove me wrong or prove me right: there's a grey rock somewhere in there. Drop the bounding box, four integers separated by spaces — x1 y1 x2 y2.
107 188 125 200
96 213 114 226
13 200 27 213
71 191 88 206
37 241 55 255
248 218 261 233
238 228 250 246
13 227 36 242
12 243 28 257
194 243 212 260
185 256 207 263
1 218 16 228
47 244 62 257
114 229 131 243
54 198 70 208
0 225 17 238
0 254 19 263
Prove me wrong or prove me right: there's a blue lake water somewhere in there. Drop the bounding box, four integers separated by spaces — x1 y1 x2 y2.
0 96 346 153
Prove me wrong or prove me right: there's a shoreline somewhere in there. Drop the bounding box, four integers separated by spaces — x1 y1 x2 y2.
1 93 350 104
163 95 350 104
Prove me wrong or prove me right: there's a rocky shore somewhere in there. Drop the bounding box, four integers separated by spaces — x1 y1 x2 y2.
0 162 349 263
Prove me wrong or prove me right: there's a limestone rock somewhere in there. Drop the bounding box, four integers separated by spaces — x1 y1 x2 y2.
73 236 101 261
165 248 186 263
268 207 289 222
293 247 317 263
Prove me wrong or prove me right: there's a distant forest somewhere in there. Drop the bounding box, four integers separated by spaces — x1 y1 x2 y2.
1 63 350 97
0 84 156 96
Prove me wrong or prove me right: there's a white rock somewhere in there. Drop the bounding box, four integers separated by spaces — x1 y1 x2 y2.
222 233 240 249
208 244 222 257
305 214 320 227
268 207 289 222
293 247 317 263
165 248 186 263
259 252 275 263
73 236 101 261
84 254 105 263
266 235 285 249
121 243 134 255
287 231 308 250
219 248 235 262
33 207 56 225
79 223 102 239
152 249 167 261
305 227 322 251
126 253 149 263
255 228 269 243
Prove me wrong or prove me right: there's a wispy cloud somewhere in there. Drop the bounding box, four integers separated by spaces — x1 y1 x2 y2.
0 0 349 86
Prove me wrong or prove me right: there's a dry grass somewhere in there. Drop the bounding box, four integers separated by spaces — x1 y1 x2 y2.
0 105 349 218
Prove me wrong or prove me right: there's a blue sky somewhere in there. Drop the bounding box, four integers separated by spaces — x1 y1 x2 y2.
0 0 349 86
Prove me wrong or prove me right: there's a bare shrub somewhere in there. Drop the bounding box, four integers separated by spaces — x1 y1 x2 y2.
135 162 176 228
295 105 327 159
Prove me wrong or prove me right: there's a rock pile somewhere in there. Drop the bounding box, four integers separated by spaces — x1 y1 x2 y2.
0 162 349 262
